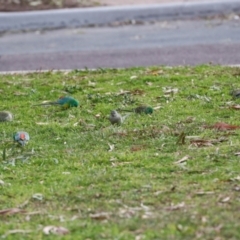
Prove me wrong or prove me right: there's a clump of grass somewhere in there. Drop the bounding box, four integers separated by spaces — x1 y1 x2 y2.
0 65 240 239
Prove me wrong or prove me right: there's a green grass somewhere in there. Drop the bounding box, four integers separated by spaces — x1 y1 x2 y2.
1 65 240 239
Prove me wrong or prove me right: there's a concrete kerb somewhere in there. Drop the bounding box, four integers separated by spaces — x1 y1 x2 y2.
0 0 240 32
0 65 239 75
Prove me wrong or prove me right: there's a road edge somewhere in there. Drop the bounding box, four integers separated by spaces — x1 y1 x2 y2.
0 0 240 32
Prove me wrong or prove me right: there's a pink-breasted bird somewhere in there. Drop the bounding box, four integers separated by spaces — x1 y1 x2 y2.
13 131 30 146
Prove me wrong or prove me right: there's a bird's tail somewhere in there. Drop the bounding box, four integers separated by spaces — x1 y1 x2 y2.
117 108 134 112
32 101 59 106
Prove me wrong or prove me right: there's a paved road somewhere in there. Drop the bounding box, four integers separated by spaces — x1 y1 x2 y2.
0 18 239 71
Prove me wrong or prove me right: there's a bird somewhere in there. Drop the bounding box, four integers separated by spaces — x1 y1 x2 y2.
118 106 153 114
230 89 240 98
0 111 13 122
13 131 30 146
108 110 122 125
34 96 79 109
108 110 130 125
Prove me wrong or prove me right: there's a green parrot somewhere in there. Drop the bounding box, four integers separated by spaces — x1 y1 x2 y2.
13 131 30 146
34 96 79 109
0 111 13 122
118 106 153 114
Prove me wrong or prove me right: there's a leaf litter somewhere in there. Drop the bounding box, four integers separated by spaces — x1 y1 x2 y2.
43 226 69 235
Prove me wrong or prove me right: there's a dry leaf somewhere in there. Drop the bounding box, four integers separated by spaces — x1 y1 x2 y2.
195 191 215 195
108 143 115 152
153 106 162 110
0 208 26 215
234 152 240 156
162 87 179 94
2 229 32 237
89 212 110 220
190 139 214 147
165 202 185 211
146 69 164 76
219 196 230 203
130 75 137 79
184 116 196 123
32 193 43 201
36 122 49 125
117 89 131 95
230 176 240 181
175 155 190 164
131 89 145 95
146 82 152 86
111 162 131 167
13 92 27 96
43 226 69 235
230 105 240 110
212 122 240 131
130 145 146 152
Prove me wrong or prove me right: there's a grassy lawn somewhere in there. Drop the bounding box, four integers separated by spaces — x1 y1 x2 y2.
0 65 240 239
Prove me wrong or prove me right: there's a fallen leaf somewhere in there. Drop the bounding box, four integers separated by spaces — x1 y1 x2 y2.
2 229 32 237
153 106 162 110
219 196 230 203
230 104 240 110
13 92 27 96
112 132 128 137
32 193 43 201
90 212 110 220
195 191 215 195
43 226 69 235
117 89 131 95
130 75 137 79
175 155 190 164
131 89 145 95
0 208 26 215
233 186 240 191
190 139 214 147
230 176 240 181
35 122 49 125
162 87 179 95
111 162 131 167
130 145 146 152
184 116 196 123
146 82 152 86
212 122 240 131
165 202 185 211
234 152 240 156
108 143 115 152
146 69 164 76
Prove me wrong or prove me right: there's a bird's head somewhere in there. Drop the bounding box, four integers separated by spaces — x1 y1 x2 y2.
68 99 79 107
145 107 153 114
110 110 118 117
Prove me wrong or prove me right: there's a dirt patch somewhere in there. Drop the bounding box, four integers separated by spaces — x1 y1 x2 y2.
0 0 102 12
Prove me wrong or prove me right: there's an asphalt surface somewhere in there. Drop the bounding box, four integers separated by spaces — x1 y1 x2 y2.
1 0 240 32
0 17 239 71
